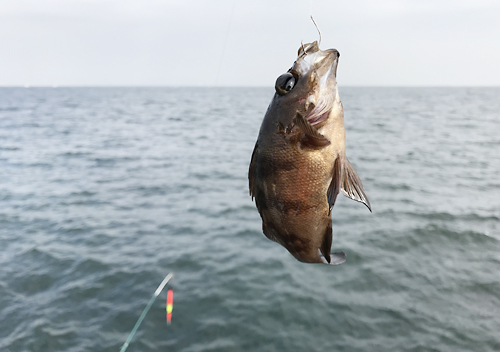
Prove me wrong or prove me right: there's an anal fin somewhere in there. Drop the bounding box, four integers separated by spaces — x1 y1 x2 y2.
319 222 333 263
318 220 345 265
327 156 342 215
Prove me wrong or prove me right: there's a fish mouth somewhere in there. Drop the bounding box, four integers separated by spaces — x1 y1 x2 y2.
298 45 339 127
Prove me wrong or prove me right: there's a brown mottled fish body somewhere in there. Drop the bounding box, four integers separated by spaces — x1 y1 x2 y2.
249 42 371 265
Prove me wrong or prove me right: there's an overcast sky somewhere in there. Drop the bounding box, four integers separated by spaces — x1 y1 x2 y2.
1 0 499 86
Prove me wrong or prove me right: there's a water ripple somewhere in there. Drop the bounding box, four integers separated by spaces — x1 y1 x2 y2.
1 87 499 352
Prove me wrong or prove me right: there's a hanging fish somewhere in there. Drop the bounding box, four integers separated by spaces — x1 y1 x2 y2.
248 41 371 265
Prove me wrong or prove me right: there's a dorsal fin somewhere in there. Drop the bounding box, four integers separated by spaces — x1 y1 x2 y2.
248 142 258 199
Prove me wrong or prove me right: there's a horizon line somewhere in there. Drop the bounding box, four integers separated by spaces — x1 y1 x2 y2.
1 85 499 89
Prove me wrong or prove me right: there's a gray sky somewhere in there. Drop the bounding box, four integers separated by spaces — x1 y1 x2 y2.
1 0 499 86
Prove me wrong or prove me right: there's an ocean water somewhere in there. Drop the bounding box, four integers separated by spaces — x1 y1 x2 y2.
0 86 499 352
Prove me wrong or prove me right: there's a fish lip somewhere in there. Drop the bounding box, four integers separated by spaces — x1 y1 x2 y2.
294 44 339 127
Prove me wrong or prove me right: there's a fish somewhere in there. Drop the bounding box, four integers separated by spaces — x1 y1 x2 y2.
248 41 371 265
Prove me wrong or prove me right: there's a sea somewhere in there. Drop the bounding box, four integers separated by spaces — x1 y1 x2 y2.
0 86 499 352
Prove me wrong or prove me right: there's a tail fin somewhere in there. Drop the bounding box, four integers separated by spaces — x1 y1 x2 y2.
320 251 346 265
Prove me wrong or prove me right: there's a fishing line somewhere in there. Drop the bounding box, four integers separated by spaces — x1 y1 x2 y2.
119 273 174 352
304 0 321 46
310 16 322 46
215 0 237 85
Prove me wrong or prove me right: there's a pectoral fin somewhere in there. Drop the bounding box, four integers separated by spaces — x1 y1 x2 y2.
340 158 371 212
293 112 331 147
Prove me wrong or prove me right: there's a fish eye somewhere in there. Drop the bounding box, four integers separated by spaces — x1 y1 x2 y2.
275 73 296 95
